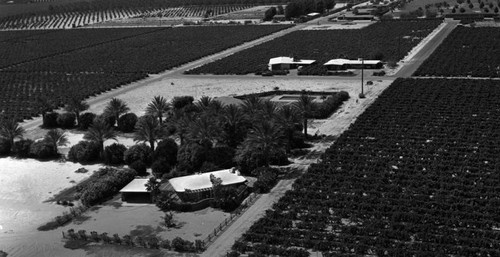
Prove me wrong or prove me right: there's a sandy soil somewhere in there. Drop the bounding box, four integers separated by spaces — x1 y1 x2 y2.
301 20 374 30
0 158 102 257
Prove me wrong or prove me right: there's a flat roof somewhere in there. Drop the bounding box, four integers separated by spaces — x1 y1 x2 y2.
324 58 382 66
169 169 247 193
269 56 316 66
119 178 150 193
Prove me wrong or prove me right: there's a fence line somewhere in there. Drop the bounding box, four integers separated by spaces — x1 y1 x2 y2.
203 192 260 246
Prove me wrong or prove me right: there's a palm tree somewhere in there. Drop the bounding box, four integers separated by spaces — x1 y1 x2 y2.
43 129 69 154
0 119 25 152
187 114 222 146
242 95 263 121
65 96 89 126
171 108 195 146
260 100 278 120
146 96 171 124
221 104 248 147
195 96 214 112
37 96 56 123
145 177 160 201
276 105 301 152
244 120 284 167
134 115 166 151
83 117 117 158
293 93 315 138
103 98 130 126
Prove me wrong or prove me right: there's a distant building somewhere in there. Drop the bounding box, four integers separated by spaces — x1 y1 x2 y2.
268 56 316 71
324 58 383 70
120 178 152 203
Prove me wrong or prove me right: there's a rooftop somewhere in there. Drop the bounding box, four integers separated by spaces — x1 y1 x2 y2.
119 178 150 193
269 56 316 65
324 58 382 66
169 168 247 193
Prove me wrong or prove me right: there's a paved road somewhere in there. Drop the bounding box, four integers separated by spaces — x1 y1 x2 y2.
393 20 459 78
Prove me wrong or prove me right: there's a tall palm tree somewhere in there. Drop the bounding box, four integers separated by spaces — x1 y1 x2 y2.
171 108 195 146
0 119 25 152
242 95 263 121
221 104 248 148
195 96 214 112
187 114 222 146
83 117 117 158
276 105 301 152
146 96 170 124
65 96 89 126
104 98 130 126
43 129 69 154
134 115 166 151
293 93 315 138
244 120 284 167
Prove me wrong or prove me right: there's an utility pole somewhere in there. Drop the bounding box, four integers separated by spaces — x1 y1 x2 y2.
361 57 364 97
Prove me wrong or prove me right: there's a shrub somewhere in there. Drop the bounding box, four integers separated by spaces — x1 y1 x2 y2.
103 143 127 165
152 159 172 178
129 160 147 175
30 140 57 159
117 113 138 132
124 143 152 165
153 138 178 165
79 112 96 130
13 139 34 158
77 167 136 206
199 162 219 173
43 112 59 128
310 91 349 119
0 139 11 155
171 237 195 252
206 146 236 169
253 167 279 193
171 96 194 110
177 142 208 173
68 141 100 163
56 112 76 128
235 144 288 175
155 191 175 211
159 239 171 249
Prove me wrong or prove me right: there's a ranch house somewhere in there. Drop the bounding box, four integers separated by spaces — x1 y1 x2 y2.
169 168 247 203
324 58 383 71
268 56 316 71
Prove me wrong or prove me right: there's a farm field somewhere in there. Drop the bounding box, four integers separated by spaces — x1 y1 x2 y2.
414 27 500 77
0 27 163 68
185 19 442 75
0 5 256 30
0 25 292 121
232 78 500 256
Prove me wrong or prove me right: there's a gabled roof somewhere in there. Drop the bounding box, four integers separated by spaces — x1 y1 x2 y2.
269 56 316 65
324 58 382 66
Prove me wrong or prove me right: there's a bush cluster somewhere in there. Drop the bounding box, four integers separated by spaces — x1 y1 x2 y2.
253 167 279 193
310 91 349 119
117 113 138 132
103 143 127 165
77 167 136 206
68 141 100 163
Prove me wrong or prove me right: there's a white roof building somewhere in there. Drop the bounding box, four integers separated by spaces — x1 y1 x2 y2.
268 56 316 71
169 168 247 193
324 58 382 66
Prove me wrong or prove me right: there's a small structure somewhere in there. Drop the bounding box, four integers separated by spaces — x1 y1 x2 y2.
268 56 316 71
169 168 247 202
120 178 152 203
324 58 383 70
273 14 286 21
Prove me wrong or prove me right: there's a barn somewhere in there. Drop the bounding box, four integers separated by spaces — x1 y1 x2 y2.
324 58 383 70
119 178 152 203
268 56 316 71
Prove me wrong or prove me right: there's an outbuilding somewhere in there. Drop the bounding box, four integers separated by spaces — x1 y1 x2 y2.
119 178 152 203
268 56 316 71
324 58 383 70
